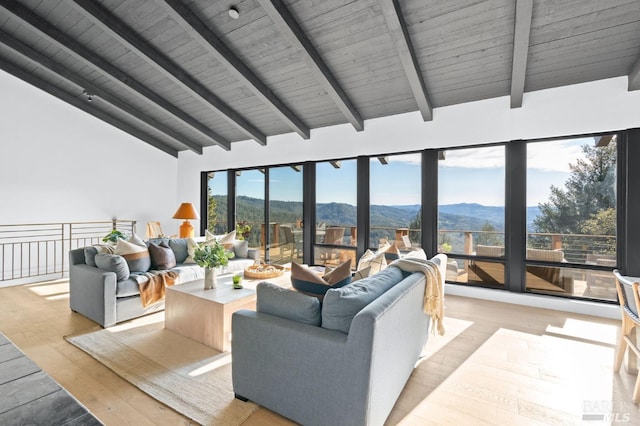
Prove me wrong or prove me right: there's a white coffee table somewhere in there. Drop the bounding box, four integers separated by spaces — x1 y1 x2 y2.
164 275 256 352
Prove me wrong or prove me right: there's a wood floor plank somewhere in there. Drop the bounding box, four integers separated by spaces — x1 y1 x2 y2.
0 278 639 425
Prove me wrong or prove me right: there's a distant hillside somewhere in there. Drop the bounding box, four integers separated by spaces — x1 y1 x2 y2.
211 196 541 232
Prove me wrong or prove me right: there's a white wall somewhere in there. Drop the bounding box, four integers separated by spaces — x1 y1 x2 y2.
0 70 180 236
177 76 640 221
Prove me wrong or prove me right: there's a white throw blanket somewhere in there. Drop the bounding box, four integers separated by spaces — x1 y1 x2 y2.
389 257 445 335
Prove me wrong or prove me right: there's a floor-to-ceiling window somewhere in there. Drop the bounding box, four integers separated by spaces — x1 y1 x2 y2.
268 165 303 264
526 135 617 300
201 129 632 304
438 145 506 285
369 153 422 251
205 171 227 234
315 159 357 267
236 169 265 255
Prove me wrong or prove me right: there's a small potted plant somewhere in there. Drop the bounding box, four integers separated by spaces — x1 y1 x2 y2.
102 229 128 244
193 240 234 289
235 221 251 241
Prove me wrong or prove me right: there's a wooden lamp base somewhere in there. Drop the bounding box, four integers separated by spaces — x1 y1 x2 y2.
179 220 194 238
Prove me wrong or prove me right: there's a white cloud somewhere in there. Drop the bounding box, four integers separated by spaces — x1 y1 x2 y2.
438 137 595 172
527 138 592 172
439 145 505 168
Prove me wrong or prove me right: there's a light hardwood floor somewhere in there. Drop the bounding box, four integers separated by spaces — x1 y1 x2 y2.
1 278 639 425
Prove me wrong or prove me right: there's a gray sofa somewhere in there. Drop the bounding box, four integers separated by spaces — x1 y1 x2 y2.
68 238 259 327
232 254 447 426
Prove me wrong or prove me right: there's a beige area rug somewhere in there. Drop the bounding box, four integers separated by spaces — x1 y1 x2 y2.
65 313 257 426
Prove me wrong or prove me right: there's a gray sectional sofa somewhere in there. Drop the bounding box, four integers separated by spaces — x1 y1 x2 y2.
232 253 447 426
68 238 259 327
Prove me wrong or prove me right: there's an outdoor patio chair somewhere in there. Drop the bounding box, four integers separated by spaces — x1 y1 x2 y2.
145 221 164 239
317 226 345 265
324 226 345 245
613 270 640 403
278 225 297 261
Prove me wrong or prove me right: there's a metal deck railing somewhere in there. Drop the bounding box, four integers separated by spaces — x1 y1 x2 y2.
0 220 136 286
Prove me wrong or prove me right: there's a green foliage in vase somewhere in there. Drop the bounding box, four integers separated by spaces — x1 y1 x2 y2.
102 229 128 243
193 240 234 269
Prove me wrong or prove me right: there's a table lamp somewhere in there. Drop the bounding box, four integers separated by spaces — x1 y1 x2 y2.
173 202 199 238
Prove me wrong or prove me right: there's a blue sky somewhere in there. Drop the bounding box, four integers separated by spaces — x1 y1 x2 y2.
209 139 593 207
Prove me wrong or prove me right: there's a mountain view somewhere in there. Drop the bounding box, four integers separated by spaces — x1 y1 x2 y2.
212 196 541 232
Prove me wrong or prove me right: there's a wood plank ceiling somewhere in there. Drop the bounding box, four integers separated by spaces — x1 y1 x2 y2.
1 0 639 157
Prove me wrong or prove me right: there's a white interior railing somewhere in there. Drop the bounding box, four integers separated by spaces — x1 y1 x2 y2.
0 220 136 287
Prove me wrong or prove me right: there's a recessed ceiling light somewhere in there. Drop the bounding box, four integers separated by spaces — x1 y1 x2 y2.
228 7 239 19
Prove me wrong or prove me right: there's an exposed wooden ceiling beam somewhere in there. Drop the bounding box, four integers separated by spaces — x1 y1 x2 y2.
629 56 640 91
510 0 533 108
0 30 202 155
0 0 229 151
0 58 178 157
258 0 364 132
71 0 267 146
161 0 310 140
379 0 432 121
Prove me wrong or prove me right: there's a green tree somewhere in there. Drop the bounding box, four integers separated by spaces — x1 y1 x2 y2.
476 222 503 246
533 141 616 235
409 207 421 230
207 186 217 233
532 141 616 258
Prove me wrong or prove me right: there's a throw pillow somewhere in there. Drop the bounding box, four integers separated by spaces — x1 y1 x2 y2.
148 242 177 270
84 244 115 267
385 244 401 264
129 233 146 247
404 248 427 260
323 258 352 286
352 265 371 282
115 239 151 273
256 282 321 326
291 261 352 299
183 238 198 264
233 239 249 258
357 249 387 275
168 238 189 263
218 230 236 250
94 253 130 281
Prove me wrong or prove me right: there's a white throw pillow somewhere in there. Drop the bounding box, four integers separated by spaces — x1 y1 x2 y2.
183 237 199 264
357 249 387 274
218 229 236 249
352 265 372 282
115 239 151 272
404 249 427 260
129 233 146 247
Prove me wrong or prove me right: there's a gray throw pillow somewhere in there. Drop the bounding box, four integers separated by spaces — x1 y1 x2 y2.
168 238 189 263
256 282 321 326
95 253 130 281
83 244 115 267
